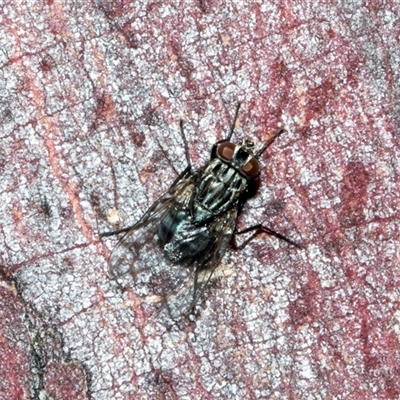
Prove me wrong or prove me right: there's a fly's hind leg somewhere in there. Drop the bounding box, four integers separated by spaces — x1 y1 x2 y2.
233 224 302 249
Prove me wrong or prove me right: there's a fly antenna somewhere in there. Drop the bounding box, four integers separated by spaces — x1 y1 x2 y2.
255 129 286 157
226 103 241 141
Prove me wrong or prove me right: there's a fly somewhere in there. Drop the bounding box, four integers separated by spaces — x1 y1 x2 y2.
101 104 300 318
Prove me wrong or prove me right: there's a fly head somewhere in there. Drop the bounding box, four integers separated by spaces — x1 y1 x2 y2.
215 139 261 179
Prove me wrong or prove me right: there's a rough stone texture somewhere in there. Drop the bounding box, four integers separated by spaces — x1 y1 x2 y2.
1 0 400 399
0 278 31 399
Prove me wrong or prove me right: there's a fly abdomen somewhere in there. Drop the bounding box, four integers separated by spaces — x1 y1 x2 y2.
158 208 212 263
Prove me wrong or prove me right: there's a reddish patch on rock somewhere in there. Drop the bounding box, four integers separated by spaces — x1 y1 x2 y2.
358 316 400 397
45 361 88 399
338 160 370 228
120 20 140 49
91 92 117 129
198 0 217 14
288 271 321 327
0 282 31 398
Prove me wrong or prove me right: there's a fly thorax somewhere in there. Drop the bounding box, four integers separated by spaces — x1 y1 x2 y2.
193 159 247 222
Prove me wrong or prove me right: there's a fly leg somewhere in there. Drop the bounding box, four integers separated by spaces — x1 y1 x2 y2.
179 120 192 169
180 103 242 165
101 121 194 239
209 103 284 158
234 224 302 248
225 102 241 141
156 119 193 177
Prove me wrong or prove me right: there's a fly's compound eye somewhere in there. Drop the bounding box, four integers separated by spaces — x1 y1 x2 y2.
217 142 236 160
242 157 260 178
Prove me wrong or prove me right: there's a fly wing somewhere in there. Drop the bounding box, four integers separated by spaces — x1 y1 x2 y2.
163 208 238 318
107 175 194 278
104 174 238 319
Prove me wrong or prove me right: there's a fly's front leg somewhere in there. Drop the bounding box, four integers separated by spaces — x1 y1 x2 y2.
226 102 241 141
210 103 242 158
101 121 193 239
233 224 302 248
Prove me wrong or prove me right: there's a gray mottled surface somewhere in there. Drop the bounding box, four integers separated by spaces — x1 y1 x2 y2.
1 0 400 399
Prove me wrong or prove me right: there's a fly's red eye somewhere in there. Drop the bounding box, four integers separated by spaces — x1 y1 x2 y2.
217 142 236 160
242 158 260 178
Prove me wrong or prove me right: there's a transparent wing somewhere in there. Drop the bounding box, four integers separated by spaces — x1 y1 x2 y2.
107 175 194 277
163 208 238 318
104 175 238 319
